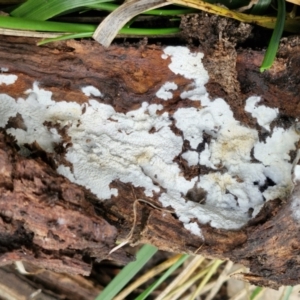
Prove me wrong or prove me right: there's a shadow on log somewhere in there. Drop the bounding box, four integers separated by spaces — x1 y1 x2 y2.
0 35 300 288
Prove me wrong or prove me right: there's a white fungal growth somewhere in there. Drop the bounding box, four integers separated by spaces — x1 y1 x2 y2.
156 81 178 100
0 46 298 238
0 85 191 200
290 152 300 221
81 85 103 97
159 46 299 232
182 151 199 167
245 96 278 131
59 100 192 199
0 74 17 85
254 127 299 200
290 190 300 221
57 218 66 225
294 165 300 183
0 94 18 127
161 46 209 101
5 82 79 152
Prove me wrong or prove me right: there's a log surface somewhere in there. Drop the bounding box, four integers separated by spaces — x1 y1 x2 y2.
0 35 300 288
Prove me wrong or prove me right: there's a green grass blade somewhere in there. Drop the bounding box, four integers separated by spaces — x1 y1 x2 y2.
250 0 272 14
250 286 263 300
11 0 114 20
86 3 196 15
0 15 96 32
0 16 179 36
95 244 158 300
135 254 189 300
260 0 286 72
37 32 94 45
119 27 180 35
281 286 293 300
38 27 180 45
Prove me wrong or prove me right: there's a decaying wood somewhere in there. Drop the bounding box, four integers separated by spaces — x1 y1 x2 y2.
1 35 300 288
0 130 127 276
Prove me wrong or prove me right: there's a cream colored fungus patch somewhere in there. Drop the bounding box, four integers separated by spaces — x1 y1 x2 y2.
0 47 298 238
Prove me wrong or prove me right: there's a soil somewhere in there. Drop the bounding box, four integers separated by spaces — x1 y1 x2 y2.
180 12 254 48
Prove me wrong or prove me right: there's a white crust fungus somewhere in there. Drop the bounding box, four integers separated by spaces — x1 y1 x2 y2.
245 96 278 131
0 94 18 127
81 85 103 97
159 47 299 234
1 67 9 72
58 100 190 199
294 165 300 183
0 46 298 238
0 74 17 85
156 82 178 100
161 46 209 100
291 152 300 221
182 151 199 167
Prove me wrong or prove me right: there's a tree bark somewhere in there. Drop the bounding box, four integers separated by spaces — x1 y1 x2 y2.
1 35 300 288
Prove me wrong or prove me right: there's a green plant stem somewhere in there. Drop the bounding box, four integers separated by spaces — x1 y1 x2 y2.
260 0 286 72
38 27 180 45
0 15 96 32
86 3 196 15
95 244 158 300
250 286 263 300
0 15 180 46
11 0 115 20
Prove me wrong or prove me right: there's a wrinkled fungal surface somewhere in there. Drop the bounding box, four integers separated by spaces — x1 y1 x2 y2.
0 46 299 239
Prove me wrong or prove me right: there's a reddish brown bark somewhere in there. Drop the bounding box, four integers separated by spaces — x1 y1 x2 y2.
1 35 300 288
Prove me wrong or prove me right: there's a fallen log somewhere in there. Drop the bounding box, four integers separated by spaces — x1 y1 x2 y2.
1 35 300 288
